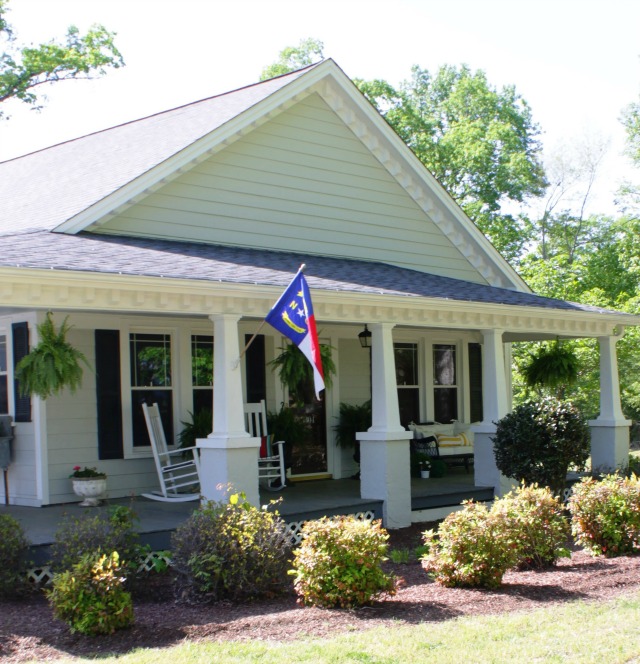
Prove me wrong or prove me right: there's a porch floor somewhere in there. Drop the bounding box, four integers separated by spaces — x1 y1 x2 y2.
2 468 492 564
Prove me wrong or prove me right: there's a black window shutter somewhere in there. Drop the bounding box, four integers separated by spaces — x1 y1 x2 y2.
12 322 31 422
95 330 124 460
468 342 484 423
245 334 266 404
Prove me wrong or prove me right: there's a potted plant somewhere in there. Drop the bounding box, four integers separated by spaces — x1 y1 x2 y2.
69 466 107 507
14 312 90 400
416 454 432 479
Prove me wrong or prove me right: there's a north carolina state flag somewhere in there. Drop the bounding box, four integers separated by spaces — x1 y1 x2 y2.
265 268 325 398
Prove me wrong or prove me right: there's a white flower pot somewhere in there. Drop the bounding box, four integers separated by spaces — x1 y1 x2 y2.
420 470 430 479
72 477 107 507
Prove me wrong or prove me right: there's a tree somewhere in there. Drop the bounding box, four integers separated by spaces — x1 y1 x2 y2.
260 38 324 81
356 65 547 261
0 0 123 119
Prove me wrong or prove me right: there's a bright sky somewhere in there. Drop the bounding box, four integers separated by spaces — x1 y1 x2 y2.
1 0 639 215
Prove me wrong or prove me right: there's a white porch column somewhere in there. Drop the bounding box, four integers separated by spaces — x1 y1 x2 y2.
196 314 260 506
357 322 412 528
474 329 513 496
589 333 630 471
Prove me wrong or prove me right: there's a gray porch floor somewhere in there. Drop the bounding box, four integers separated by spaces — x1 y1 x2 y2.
1 469 493 564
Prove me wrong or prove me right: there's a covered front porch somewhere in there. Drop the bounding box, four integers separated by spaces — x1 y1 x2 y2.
6 468 490 571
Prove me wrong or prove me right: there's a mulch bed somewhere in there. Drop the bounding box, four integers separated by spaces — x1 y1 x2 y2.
2 523 640 662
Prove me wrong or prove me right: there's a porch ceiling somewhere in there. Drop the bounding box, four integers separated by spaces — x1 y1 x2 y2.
0 230 637 340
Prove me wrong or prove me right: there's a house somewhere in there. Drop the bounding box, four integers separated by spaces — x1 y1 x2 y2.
0 59 637 528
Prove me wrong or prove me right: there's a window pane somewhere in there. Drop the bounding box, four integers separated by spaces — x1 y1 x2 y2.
434 344 456 385
130 334 171 387
131 390 173 447
434 387 458 423
192 335 213 387
0 378 7 414
395 343 418 386
0 336 6 373
193 388 213 417
397 388 420 428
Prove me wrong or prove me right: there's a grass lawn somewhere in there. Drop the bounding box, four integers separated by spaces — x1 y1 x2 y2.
41 590 640 664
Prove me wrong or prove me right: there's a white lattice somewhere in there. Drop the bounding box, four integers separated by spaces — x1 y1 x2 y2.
26 511 379 585
284 511 377 545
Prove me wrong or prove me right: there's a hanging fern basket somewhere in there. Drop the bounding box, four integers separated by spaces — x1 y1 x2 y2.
14 312 90 400
522 340 579 389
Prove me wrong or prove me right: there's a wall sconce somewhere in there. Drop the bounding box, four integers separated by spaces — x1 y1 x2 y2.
358 324 372 349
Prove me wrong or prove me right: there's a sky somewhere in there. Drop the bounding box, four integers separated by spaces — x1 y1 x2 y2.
1 0 639 216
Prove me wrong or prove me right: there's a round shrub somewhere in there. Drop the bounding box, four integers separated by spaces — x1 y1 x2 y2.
290 515 396 608
50 506 144 579
421 500 519 588
47 551 134 635
0 514 31 598
568 474 640 557
493 483 570 569
171 493 291 602
492 397 590 496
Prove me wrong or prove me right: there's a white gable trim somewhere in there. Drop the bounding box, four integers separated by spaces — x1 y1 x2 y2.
54 60 527 292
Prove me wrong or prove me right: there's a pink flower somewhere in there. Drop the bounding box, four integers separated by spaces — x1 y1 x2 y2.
73 465 81 471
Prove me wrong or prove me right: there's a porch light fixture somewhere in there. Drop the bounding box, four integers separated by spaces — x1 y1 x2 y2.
358 324 372 349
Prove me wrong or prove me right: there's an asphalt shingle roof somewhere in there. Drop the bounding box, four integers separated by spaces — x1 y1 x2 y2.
0 65 317 234
0 230 617 315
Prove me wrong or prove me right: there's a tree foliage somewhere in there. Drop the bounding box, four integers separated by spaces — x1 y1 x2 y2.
260 38 324 81
0 0 123 119
356 65 546 260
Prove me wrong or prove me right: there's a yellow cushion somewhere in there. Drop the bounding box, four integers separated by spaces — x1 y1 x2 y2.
436 432 473 447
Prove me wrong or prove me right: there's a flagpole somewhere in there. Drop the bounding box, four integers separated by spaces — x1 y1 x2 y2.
236 263 306 363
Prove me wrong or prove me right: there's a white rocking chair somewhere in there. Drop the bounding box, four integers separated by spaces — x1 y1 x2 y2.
244 400 287 490
141 402 201 502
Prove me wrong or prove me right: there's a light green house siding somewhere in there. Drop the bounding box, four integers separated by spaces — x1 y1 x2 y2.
96 93 488 285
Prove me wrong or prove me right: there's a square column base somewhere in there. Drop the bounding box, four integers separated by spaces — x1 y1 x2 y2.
357 431 412 529
197 435 260 506
588 420 631 472
473 426 515 497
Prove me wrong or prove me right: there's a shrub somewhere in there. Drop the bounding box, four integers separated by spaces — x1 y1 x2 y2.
47 551 134 635
290 515 396 608
421 500 519 588
568 474 640 557
50 505 145 585
0 514 31 598
492 397 590 496
493 483 571 569
171 493 291 602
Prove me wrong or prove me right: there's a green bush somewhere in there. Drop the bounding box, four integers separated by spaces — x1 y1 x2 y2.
421 501 519 588
492 397 590 496
171 493 291 602
0 514 31 598
290 515 396 608
493 484 571 569
50 505 146 587
568 474 640 557
47 551 134 635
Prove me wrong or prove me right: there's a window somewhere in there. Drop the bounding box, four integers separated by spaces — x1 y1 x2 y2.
130 333 173 447
433 344 458 423
395 343 419 426
0 335 7 414
191 334 213 415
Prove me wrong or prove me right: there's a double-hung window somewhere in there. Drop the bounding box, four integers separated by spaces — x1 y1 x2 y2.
0 335 7 414
130 333 173 447
191 334 213 415
395 342 420 426
433 343 458 423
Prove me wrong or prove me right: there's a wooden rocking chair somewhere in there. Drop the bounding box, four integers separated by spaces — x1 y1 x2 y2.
244 400 287 490
141 402 201 502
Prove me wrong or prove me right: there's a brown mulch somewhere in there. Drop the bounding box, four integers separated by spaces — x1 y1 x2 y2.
2 524 640 662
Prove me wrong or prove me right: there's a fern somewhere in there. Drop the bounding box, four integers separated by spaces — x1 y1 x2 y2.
15 312 90 399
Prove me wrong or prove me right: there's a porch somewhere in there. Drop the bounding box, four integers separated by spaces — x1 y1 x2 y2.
4 469 492 567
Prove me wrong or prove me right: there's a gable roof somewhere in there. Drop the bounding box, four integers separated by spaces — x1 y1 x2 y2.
0 60 529 292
